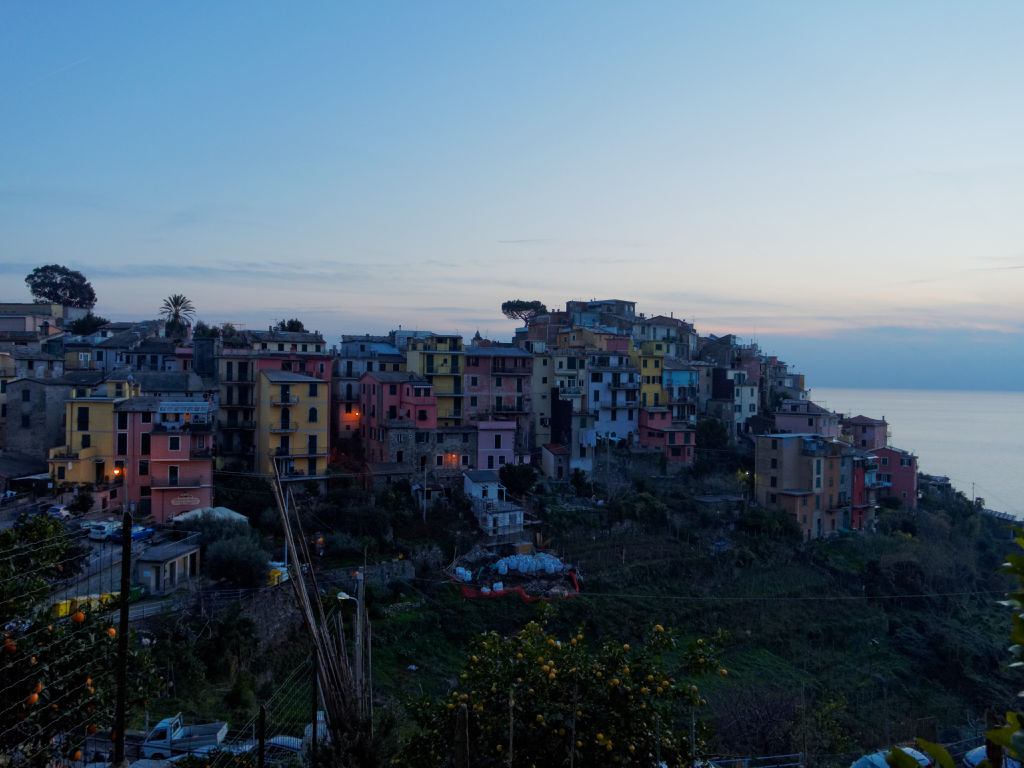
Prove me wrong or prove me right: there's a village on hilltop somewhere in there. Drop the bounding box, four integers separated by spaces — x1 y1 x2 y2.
1 294 923 550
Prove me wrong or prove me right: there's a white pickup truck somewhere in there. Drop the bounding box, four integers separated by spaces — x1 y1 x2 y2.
138 713 229 759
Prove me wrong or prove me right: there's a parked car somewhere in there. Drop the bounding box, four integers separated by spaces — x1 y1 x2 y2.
852 748 934 768
86 521 122 541
963 745 1021 768
44 505 71 520
110 525 155 544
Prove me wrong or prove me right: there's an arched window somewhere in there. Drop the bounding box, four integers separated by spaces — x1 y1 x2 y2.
308 407 318 423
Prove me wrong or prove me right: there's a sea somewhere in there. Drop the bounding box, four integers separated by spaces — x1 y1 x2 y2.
812 388 1024 519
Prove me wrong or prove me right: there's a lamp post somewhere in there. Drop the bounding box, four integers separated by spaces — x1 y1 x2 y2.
337 572 371 723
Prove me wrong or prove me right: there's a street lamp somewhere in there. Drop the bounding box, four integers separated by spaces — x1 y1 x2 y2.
337 576 371 723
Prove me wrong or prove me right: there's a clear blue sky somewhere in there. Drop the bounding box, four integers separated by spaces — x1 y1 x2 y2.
2 2 1022 389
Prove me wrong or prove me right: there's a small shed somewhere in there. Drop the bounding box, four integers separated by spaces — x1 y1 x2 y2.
134 542 200 596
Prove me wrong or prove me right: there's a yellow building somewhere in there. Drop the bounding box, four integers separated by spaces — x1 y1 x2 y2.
405 334 464 426
631 340 669 409
257 370 330 487
48 375 141 511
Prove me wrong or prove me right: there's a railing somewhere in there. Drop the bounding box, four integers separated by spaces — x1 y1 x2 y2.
190 447 213 459
269 422 297 433
150 475 205 489
558 386 583 396
270 396 298 406
220 420 255 430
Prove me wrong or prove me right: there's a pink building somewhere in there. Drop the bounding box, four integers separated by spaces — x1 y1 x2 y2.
463 345 533 421
872 445 918 510
842 415 889 450
637 407 695 466
359 371 437 464
774 400 840 439
475 420 518 470
115 397 214 523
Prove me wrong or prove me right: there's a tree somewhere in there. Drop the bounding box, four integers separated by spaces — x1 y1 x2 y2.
501 300 548 325
273 318 306 332
68 312 109 335
159 294 196 336
24 265 96 309
0 515 155 767
499 464 537 497
396 618 725 767
192 320 220 338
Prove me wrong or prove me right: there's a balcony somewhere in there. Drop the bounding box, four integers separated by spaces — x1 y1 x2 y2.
219 445 255 455
274 447 327 458
557 386 583 396
220 420 256 430
190 447 213 459
385 418 416 428
221 372 255 383
151 474 205 489
492 402 527 414
610 380 639 390
270 396 299 406
270 422 298 433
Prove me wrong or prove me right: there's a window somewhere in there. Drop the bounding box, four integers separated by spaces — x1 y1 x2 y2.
495 376 502 387
308 407 318 423
57 466 65 480
461 455 469 466
81 434 91 448
21 414 30 428
541 376 548 384
487 456 494 469
117 412 128 429
21 389 30 402
881 457 889 466
169 436 181 451
770 476 777 487
470 396 478 407
309 383 318 397
389 384 397 395
470 376 478 387
141 433 150 455
117 434 127 455
418 409 428 421
141 411 151 423
494 434 502 449
77 406 89 431
498 455 506 465
139 460 149 476
436 455 443 466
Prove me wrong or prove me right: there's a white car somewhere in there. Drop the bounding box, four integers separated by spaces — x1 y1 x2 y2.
44 505 72 520
963 746 1021 768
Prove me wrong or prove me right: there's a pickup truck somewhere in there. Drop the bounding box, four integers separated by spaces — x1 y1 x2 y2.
138 712 229 759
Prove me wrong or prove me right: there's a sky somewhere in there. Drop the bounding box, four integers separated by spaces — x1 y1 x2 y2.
2 2 1023 389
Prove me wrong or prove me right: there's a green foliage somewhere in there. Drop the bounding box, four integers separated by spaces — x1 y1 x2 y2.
67 312 109 335
67 492 94 515
499 463 537 497
570 468 589 497
206 536 270 588
192 320 220 338
159 294 196 338
274 318 306 332
0 516 155 766
694 418 729 452
500 299 548 324
396 618 724 767
24 264 96 309
987 528 1024 758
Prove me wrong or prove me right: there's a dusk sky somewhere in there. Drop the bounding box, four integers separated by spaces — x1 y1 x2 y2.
3 2 1022 389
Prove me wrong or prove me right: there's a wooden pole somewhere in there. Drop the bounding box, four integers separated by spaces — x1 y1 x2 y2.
113 508 132 766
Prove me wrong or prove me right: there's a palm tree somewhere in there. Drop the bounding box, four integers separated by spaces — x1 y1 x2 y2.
160 294 196 336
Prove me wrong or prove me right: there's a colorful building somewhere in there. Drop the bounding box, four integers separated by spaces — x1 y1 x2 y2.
257 370 330 488
115 397 215 522
637 407 695 467
405 334 464 426
872 445 918 510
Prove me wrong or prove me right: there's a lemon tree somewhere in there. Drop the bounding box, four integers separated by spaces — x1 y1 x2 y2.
397 619 725 768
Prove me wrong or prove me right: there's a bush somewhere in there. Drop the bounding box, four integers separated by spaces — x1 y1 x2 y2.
205 536 269 587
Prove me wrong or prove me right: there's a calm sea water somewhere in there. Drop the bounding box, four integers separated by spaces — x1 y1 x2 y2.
812 388 1024 518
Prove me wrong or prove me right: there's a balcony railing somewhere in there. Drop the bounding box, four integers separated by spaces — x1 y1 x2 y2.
270 422 298 433
557 386 583 396
190 447 213 459
270 396 299 406
151 475 205 489
220 420 256 430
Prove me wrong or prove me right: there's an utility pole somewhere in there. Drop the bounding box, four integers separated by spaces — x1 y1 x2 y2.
114 508 132 766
